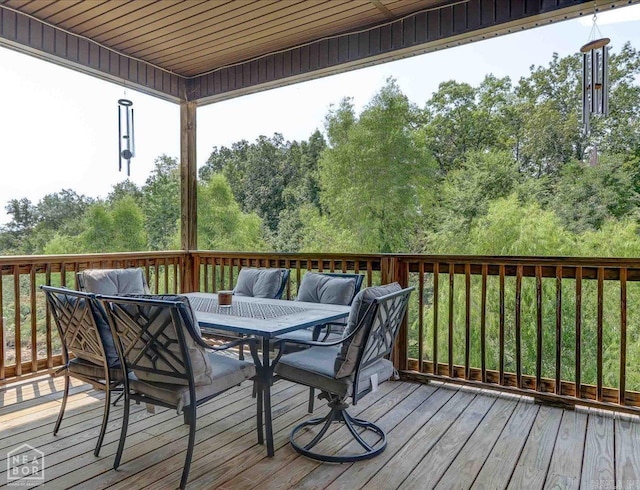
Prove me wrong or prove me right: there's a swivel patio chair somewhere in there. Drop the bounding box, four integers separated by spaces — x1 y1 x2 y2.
77 267 150 295
274 283 413 462
99 294 257 490
42 285 124 457
276 271 364 412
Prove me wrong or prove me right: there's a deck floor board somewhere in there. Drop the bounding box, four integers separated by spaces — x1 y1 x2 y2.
1 375 639 489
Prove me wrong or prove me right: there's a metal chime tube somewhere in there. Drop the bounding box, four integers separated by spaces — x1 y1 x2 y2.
602 45 609 115
117 105 123 172
590 48 596 114
125 106 131 176
582 51 589 131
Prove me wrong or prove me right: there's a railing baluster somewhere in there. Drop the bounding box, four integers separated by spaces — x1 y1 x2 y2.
576 266 582 399
46 263 52 369
465 263 471 379
367 261 373 287
516 265 522 389
14 267 21 376
164 258 169 294
620 267 627 406
597 266 604 402
448 262 454 378
556 265 562 395
212 258 218 293
173 260 178 293
433 262 439 375
481 264 487 383
536 264 543 391
285 259 291 299
230 258 235 289
30 265 37 373
203 256 209 293
418 261 424 373
0 269 5 380
499 264 505 386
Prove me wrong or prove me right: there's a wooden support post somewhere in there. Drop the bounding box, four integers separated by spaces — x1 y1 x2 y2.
180 100 197 292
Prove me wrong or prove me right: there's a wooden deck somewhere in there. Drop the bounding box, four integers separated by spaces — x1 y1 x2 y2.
1 375 640 490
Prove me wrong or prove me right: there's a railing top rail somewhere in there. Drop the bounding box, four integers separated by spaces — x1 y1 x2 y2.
384 254 640 267
190 251 386 260
0 251 187 266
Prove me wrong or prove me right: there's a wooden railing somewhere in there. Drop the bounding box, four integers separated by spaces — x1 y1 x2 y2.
0 251 186 382
398 255 640 413
2 250 640 415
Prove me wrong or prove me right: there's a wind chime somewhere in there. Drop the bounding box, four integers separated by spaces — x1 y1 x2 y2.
117 97 135 176
580 9 610 165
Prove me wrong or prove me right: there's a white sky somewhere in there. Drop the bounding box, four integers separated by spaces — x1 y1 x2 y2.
0 5 639 225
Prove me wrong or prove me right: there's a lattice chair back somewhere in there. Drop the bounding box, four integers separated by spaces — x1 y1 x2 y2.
101 296 205 387
43 286 109 368
333 284 413 402
42 285 123 458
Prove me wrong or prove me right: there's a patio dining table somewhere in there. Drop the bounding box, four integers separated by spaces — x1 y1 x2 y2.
184 292 351 457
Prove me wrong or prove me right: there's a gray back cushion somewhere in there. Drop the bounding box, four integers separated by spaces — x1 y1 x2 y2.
234 268 284 298
81 268 150 295
295 272 357 306
334 282 402 378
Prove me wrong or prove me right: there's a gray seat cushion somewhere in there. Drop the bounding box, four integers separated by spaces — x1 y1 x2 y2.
66 357 123 382
275 345 393 398
295 272 357 306
335 283 402 378
233 268 285 299
80 268 150 295
128 352 256 413
279 328 341 343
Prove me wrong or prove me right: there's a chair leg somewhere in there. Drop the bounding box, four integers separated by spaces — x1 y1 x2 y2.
53 375 70 435
113 391 130 470
308 387 315 413
112 391 124 406
180 405 197 490
94 387 111 456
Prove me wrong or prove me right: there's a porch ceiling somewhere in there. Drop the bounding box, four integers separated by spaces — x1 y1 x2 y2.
1 0 634 105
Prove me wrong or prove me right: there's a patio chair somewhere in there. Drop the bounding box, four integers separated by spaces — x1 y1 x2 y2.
99 294 257 490
41 285 123 457
77 268 150 295
276 272 364 412
232 267 290 299
274 283 413 462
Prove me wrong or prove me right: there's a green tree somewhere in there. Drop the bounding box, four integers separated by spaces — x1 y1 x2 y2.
107 180 143 205
142 155 180 250
112 197 147 251
197 174 265 251
549 156 639 233
319 79 435 253
80 203 114 252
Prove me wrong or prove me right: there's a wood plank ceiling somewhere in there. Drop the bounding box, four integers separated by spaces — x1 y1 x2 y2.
2 0 440 77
